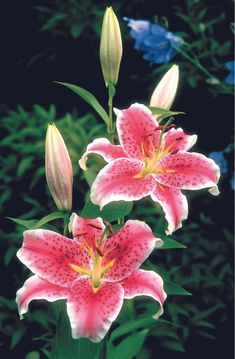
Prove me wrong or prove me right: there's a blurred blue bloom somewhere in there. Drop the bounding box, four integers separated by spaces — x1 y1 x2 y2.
209 151 228 174
224 61 234 85
124 18 182 64
230 171 235 190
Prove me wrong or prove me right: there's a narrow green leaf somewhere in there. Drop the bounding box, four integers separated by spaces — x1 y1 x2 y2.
17 156 34 178
155 233 186 249
35 212 66 228
6 217 38 229
107 330 148 359
55 82 110 125
148 106 185 121
110 318 154 342
4 247 16 266
24 351 40 359
7 212 66 230
81 199 133 222
10 326 26 349
159 340 185 352
56 310 100 359
164 281 192 296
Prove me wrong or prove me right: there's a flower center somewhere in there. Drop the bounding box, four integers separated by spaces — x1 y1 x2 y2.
69 228 116 291
135 133 183 178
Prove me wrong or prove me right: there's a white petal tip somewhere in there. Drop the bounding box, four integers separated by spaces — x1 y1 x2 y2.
68 212 76 233
78 157 88 171
152 306 164 320
113 107 122 117
209 186 220 196
155 238 164 249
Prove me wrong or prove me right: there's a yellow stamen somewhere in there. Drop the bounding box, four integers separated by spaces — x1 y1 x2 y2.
69 263 91 276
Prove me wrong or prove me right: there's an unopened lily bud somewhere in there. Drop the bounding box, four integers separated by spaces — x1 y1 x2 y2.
45 124 73 211
100 7 123 86
150 64 179 110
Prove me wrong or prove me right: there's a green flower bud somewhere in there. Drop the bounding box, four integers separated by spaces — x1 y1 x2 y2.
100 7 123 86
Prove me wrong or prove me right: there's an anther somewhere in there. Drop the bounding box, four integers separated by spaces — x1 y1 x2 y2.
87 223 103 230
154 124 176 131
104 221 114 234
175 137 183 142
95 246 104 257
144 133 153 139
75 232 88 237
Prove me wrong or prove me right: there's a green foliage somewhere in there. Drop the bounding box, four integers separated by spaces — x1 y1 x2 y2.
53 309 101 359
149 0 233 95
1 103 232 355
81 198 133 222
107 329 148 359
148 107 185 122
35 0 104 39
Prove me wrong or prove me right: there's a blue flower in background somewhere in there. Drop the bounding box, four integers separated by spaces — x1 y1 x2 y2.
209 151 228 174
224 61 234 85
124 18 182 64
230 171 235 190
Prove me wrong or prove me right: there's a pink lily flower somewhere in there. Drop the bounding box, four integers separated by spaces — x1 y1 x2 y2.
79 103 220 234
16 214 166 342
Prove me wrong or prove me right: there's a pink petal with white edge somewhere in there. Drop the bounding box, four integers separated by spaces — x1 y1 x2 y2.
162 127 197 153
103 220 162 282
151 184 188 234
115 103 160 160
67 278 124 342
156 151 220 191
69 213 105 248
79 138 127 170
90 158 156 209
16 275 68 317
17 230 90 287
121 269 167 318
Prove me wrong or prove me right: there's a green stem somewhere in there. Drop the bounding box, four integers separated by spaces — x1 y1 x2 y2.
176 45 233 95
107 83 116 143
63 213 69 236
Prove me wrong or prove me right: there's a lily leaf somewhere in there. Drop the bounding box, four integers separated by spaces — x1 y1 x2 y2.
7 212 66 229
148 106 185 122
55 81 110 126
81 199 133 222
164 281 192 296
107 330 148 359
155 233 186 249
55 309 100 359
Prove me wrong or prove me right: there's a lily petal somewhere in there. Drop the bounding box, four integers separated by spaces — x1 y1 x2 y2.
162 127 197 153
67 278 124 342
90 158 156 209
69 213 105 248
103 220 162 282
79 138 127 170
151 184 188 234
156 152 220 191
121 269 167 318
16 275 68 317
17 230 90 287
115 103 160 160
